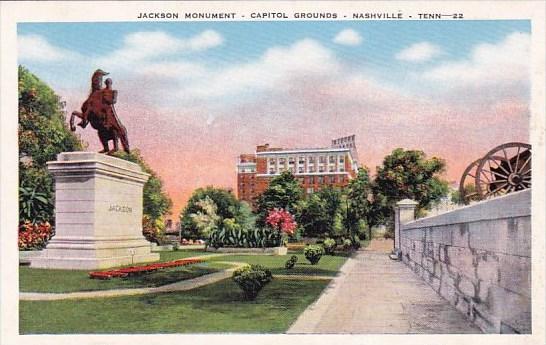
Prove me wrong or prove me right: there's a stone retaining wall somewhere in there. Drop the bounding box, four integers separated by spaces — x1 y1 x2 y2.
399 190 531 334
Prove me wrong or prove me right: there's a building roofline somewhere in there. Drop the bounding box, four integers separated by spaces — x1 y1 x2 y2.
255 147 351 155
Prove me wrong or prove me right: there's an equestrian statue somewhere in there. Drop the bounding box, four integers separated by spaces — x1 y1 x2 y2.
70 69 130 154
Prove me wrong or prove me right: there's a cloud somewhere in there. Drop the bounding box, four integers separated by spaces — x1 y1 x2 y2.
96 30 223 67
333 29 362 46
423 32 529 86
396 42 443 62
175 38 341 100
18 34 78 62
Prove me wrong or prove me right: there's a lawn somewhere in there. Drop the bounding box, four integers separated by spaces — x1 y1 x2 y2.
19 250 221 293
208 252 349 277
20 278 330 333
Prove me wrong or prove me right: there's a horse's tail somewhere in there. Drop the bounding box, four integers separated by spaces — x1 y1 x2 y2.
119 125 130 153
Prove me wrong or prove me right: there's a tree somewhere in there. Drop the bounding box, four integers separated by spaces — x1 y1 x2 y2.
345 168 373 240
256 171 302 223
296 186 342 238
180 186 241 238
371 148 449 231
18 66 84 224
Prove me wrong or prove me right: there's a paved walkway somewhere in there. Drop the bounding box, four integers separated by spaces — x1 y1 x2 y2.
288 240 481 334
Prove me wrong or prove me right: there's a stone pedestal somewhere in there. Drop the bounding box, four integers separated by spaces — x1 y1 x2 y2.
30 152 159 269
394 199 418 256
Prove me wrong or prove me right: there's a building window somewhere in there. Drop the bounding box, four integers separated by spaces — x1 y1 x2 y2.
339 166 345 172
319 166 325 173
269 158 276 165
308 156 315 163
288 157 295 165
298 167 304 174
299 156 305 164
279 158 286 165
306 187 314 194
308 176 315 184
329 166 335 172
269 168 275 174
319 156 326 164
318 176 323 184
339 156 344 164
309 167 315 173
329 156 335 164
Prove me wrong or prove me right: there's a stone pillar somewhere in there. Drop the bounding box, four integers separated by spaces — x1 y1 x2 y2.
30 152 160 269
394 199 418 255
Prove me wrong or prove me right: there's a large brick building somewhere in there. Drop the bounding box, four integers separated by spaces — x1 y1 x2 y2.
237 135 359 205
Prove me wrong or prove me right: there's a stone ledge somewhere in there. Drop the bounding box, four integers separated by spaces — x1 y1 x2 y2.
403 189 530 230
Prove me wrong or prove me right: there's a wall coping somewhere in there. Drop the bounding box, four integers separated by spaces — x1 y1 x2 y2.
403 189 531 230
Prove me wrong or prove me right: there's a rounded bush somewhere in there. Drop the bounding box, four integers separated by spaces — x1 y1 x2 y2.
343 239 352 251
285 255 298 269
232 264 273 300
322 238 336 255
304 245 324 265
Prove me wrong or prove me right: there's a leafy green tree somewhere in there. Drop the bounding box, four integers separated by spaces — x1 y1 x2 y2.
296 186 342 238
371 148 449 230
343 168 373 240
256 171 302 223
180 187 241 237
18 66 84 223
113 150 173 222
189 196 221 239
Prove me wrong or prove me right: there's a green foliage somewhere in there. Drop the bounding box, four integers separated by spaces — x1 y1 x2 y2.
296 186 342 238
343 239 353 251
304 245 325 265
322 238 337 255
181 187 242 238
113 150 172 221
284 255 298 269
256 171 302 223
345 168 373 239
232 264 273 300
18 66 84 225
19 186 53 224
371 148 449 227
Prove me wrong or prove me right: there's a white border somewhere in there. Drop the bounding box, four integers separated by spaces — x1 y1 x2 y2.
1 1 544 345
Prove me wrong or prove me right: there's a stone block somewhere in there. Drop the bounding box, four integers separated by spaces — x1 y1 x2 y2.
424 241 434 258
488 286 531 332
452 223 470 248
457 276 477 299
475 251 500 284
447 246 476 279
467 218 509 254
505 216 531 258
498 254 531 298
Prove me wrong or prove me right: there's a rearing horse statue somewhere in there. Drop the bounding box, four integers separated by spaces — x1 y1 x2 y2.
70 69 130 154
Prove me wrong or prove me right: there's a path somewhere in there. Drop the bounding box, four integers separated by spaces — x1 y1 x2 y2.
20 258 245 301
288 239 481 334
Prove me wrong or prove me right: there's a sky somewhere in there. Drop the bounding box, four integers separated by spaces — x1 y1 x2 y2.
18 20 531 216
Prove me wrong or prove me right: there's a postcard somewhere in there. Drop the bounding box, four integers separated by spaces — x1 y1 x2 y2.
1 1 545 345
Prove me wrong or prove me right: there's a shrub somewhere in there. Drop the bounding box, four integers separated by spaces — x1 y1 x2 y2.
343 239 352 251
232 264 273 300
285 255 298 269
18 221 54 250
323 238 336 255
304 245 324 265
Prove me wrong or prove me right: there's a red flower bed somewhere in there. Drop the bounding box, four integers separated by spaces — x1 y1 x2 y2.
18 221 54 250
88 258 204 280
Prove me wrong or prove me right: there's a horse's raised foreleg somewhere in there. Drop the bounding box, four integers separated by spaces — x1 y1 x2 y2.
70 111 84 131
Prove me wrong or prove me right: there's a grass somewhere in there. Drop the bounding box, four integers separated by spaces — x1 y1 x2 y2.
19 250 222 293
208 252 349 277
20 278 330 334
